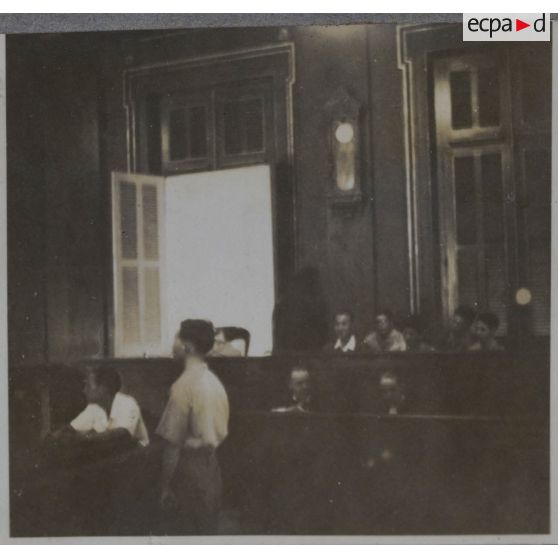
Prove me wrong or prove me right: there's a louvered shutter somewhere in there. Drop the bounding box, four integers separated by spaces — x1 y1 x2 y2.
112 172 166 356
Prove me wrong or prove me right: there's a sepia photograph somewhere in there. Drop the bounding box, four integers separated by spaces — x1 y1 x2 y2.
4 18 552 538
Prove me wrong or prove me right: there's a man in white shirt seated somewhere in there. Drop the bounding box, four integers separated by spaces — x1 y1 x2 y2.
50 366 149 448
323 311 357 354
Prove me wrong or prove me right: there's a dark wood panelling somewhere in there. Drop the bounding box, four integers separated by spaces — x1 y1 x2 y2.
292 26 381 334
7 37 48 366
367 25 410 320
8 35 108 365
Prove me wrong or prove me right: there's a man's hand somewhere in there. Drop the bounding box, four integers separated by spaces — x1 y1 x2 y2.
44 425 79 444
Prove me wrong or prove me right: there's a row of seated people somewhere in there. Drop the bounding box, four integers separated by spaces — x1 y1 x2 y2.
324 306 504 354
207 306 503 358
43 358 404 461
272 266 506 355
273 365 405 415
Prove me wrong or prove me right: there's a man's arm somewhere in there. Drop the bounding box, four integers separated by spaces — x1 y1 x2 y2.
46 424 79 443
47 404 94 442
46 425 132 448
81 427 132 443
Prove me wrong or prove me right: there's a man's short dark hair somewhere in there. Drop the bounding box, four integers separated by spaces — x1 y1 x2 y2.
476 312 500 332
93 366 122 396
178 319 215 355
376 309 393 321
454 305 476 326
334 310 354 322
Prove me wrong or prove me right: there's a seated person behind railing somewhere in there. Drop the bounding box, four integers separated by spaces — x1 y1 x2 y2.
401 315 435 353
439 305 476 352
379 371 406 415
208 328 244 357
362 310 406 353
48 366 149 447
469 312 504 352
273 366 313 413
323 310 357 353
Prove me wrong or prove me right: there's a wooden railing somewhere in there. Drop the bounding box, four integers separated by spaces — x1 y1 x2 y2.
9 350 549 536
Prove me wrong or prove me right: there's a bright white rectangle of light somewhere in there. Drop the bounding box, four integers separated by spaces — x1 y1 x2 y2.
164 165 275 356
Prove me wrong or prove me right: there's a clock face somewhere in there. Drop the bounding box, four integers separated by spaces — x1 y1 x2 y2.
334 122 356 192
335 122 354 144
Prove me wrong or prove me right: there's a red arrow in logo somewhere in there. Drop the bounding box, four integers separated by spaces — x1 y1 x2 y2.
516 18 530 31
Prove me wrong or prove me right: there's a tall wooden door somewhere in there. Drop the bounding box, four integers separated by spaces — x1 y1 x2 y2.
432 45 551 337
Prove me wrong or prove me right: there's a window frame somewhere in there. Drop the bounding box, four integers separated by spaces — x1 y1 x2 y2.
160 91 214 175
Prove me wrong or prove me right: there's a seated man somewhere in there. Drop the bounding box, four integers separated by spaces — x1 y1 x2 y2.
379 371 406 415
49 366 149 447
324 310 357 353
401 315 435 352
469 312 504 352
362 310 406 353
440 305 476 352
272 366 313 413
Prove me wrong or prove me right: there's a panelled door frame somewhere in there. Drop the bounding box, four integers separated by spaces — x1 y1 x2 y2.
398 24 521 332
432 50 516 328
120 43 296 325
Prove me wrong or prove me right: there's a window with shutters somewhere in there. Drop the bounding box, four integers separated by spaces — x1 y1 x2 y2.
124 44 295 316
112 173 166 357
111 166 275 357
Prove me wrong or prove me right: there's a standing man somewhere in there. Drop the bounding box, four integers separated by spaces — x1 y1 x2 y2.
156 319 230 535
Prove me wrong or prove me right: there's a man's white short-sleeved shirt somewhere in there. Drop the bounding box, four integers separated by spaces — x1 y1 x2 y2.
71 392 150 446
156 362 229 449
